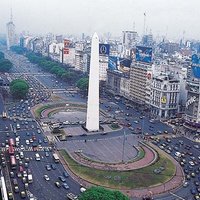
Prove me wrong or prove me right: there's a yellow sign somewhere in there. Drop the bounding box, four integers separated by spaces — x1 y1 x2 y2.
161 97 166 103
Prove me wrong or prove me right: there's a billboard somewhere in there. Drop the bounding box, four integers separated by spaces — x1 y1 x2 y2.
64 40 70 47
191 54 200 78
99 44 110 56
108 56 131 72
136 46 152 63
63 48 69 55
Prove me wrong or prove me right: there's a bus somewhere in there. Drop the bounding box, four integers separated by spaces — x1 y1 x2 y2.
8 146 15 155
53 153 59 163
9 138 15 147
10 155 17 170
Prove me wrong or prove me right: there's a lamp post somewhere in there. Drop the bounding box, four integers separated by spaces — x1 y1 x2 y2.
122 130 126 162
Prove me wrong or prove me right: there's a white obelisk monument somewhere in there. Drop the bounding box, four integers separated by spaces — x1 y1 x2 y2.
86 32 99 132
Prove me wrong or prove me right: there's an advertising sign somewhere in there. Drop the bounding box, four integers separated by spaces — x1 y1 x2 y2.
99 44 110 56
191 54 200 78
108 56 131 72
63 48 69 55
136 46 152 63
64 40 70 47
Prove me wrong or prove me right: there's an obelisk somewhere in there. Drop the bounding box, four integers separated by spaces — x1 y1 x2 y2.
86 32 99 132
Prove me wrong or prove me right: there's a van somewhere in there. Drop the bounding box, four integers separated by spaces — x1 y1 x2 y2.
175 152 181 157
16 137 20 147
80 187 86 193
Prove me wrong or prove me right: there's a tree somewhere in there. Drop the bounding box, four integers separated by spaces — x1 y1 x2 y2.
0 58 13 72
10 79 29 99
77 78 89 91
78 186 129 200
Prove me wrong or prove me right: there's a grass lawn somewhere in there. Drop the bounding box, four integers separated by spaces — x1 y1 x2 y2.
60 149 175 189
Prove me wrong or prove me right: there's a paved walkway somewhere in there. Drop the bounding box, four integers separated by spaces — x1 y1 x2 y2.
57 142 184 199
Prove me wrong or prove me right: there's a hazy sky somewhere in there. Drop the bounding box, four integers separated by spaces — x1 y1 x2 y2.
1 0 200 40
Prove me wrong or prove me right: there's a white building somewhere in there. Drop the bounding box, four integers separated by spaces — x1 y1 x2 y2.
6 19 18 50
150 73 180 120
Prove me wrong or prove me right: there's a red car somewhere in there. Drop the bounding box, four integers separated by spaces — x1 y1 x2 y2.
137 127 142 130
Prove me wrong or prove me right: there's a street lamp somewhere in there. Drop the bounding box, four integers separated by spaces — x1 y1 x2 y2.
122 130 126 162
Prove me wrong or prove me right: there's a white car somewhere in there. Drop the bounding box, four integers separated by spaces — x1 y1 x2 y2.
189 161 195 166
44 175 50 181
25 140 30 145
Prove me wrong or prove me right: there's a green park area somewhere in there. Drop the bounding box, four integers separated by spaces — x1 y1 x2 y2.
60 148 176 189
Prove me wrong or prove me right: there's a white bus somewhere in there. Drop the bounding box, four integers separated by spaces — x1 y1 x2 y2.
53 153 59 163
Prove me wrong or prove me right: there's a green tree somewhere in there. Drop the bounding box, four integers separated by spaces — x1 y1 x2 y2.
77 78 89 91
78 186 129 200
0 58 13 72
10 79 29 99
10 46 26 54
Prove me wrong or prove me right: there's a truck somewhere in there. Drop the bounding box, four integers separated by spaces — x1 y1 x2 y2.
28 174 33 183
67 193 78 200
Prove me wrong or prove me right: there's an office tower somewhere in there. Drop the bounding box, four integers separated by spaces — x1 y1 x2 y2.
6 10 17 50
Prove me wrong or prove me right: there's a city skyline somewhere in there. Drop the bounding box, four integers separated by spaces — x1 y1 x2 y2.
1 0 200 40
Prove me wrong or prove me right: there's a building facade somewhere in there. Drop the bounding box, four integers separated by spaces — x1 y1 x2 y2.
6 19 18 50
150 73 180 120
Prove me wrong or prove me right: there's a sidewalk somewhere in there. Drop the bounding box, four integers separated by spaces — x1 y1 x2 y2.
57 142 184 199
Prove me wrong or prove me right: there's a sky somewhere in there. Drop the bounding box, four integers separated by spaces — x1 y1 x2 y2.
0 0 200 40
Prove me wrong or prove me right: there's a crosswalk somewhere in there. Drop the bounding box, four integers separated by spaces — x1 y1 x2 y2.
0 146 51 152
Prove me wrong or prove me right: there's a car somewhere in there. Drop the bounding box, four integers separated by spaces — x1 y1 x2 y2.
22 177 27 183
63 171 69 178
23 170 27 177
134 120 139 124
189 161 195 166
14 186 19 193
194 181 200 186
59 176 66 182
10 172 14 178
24 183 29 190
43 138 48 143
183 181 189 187
101 131 108 135
20 191 26 198
194 195 200 200
63 182 69 189
25 157 30 163
25 140 30 145
51 163 57 170
55 182 61 188
16 172 22 178
38 139 42 144
8 192 13 200
44 174 50 181
191 188 196 194
137 127 142 130
46 164 51 171
45 152 49 157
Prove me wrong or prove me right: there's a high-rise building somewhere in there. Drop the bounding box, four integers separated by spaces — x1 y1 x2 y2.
129 46 153 109
6 10 18 50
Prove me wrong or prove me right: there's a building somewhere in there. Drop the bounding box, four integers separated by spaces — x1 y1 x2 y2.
129 46 153 108
150 73 180 120
6 13 18 50
184 54 200 133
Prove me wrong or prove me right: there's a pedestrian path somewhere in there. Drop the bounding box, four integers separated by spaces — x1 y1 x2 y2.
0 146 51 152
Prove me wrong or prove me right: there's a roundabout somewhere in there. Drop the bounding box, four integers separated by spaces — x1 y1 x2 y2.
32 102 184 198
